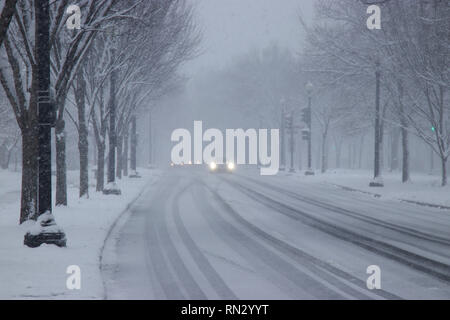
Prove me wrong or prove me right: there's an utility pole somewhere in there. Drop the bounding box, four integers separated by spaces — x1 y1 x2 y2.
305 82 314 176
370 61 384 187
104 46 121 194
24 0 66 248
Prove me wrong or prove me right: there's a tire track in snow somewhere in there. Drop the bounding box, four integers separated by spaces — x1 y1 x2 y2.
171 185 238 299
192 179 361 300
144 177 206 299
238 174 450 247
221 176 450 284
197 178 397 300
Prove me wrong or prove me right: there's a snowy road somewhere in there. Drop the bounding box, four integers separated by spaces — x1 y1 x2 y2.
104 167 450 300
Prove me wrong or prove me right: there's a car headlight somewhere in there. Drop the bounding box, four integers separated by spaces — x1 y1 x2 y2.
227 162 235 170
209 162 217 170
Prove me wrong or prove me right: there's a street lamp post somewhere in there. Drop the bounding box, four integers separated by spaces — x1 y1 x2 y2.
305 82 315 176
24 0 66 248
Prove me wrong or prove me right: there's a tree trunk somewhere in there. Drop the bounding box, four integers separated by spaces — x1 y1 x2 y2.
441 157 447 187
321 133 327 173
358 135 365 169
390 127 400 171
373 66 382 180
78 124 89 198
148 111 152 166
400 114 410 183
14 149 18 172
401 126 410 183
76 71 89 198
397 81 409 183
297 137 302 171
123 131 129 177
116 135 123 179
107 50 117 184
5 146 13 169
0 0 18 48
93 136 97 167
438 86 447 187
0 144 13 169
96 142 105 191
348 143 352 169
379 119 385 171
352 140 357 169
429 146 434 175
20 127 38 223
130 115 137 172
335 139 342 169
55 119 67 206
280 108 286 170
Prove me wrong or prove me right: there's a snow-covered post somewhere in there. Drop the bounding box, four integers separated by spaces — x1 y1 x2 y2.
24 0 66 248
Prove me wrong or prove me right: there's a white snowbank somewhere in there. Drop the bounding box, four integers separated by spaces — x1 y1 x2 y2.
26 211 66 236
289 169 450 208
0 168 160 299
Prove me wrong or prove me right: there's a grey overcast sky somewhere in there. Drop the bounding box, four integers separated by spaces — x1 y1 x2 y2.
184 0 315 74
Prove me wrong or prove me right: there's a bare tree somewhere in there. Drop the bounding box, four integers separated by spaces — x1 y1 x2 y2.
0 0 140 222
73 0 200 192
0 0 17 47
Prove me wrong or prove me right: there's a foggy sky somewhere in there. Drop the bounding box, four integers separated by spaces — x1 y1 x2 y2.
184 0 315 74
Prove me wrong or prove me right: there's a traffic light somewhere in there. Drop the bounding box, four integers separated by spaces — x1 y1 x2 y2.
285 114 292 129
301 107 311 125
301 128 310 141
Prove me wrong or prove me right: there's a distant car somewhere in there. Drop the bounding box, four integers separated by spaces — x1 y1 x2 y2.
208 161 235 173
170 161 195 168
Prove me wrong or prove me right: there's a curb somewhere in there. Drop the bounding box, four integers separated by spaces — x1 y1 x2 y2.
98 173 159 300
330 183 450 210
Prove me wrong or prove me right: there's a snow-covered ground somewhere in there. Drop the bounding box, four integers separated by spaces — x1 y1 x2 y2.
105 167 450 300
0 168 160 299
2 166 450 300
282 169 450 209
